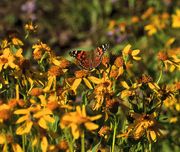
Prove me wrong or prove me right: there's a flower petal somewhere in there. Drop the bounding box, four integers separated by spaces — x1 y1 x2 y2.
84 122 99 130
132 49 140 56
16 115 29 124
71 78 82 92
71 124 80 139
88 76 102 84
41 136 48 152
123 44 131 54
12 143 23 152
83 78 93 89
150 130 157 141
121 81 130 89
38 118 48 129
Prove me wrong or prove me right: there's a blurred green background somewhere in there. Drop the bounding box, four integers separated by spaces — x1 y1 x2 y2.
0 0 179 55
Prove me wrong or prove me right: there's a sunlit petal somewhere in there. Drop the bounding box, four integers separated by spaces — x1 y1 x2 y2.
41 136 48 152
84 122 99 130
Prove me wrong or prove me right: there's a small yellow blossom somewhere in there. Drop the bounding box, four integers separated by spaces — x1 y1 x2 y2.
70 70 99 92
32 42 53 60
120 81 142 99
24 21 38 32
122 44 141 61
145 24 157 36
0 48 19 71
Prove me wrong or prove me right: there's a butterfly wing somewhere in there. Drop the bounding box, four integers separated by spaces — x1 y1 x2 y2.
91 44 109 68
69 50 91 70
69 44 109 70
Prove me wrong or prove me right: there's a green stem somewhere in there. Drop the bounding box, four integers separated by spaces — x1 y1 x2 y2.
64 128 74 152
112 117 117 152
22 134 26 151
81 130 85 152
156 63 163 84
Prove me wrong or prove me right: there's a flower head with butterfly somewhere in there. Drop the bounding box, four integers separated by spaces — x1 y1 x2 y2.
69 44 109 70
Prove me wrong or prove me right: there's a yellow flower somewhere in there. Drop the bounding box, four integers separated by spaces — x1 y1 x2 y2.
120 81 142 99
165 37 175 47
117 113 164 142
14 104 55 134
14 106 39 135
0 133 23 152
108 20 116 29
145 13 169 36
0 39 9 49
145 24 157 36
157 51 180 72
172 9 180 28
24 21 38 32
51 56 70 69
32 42 53 60
163 84 180 111
122 44 141 61
60 105 102 139
0 48 19 71
93 72 113 110
109 56 124 79
33 107 55 129
70 70 101 93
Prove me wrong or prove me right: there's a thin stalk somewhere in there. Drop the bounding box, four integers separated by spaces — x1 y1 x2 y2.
22 134 26 151
81 130 85 152
64 128 74 152
156 63 163 84
112 117 117 152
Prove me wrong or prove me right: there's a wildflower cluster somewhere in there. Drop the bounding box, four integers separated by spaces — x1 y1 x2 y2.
0 22 179 152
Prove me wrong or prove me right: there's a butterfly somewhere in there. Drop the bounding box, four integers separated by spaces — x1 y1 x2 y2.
69 44 109 70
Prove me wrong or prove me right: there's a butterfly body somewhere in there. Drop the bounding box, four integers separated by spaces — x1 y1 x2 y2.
69 44 109 70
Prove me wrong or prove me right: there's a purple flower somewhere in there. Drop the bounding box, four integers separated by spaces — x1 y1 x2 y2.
21 0 36 14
